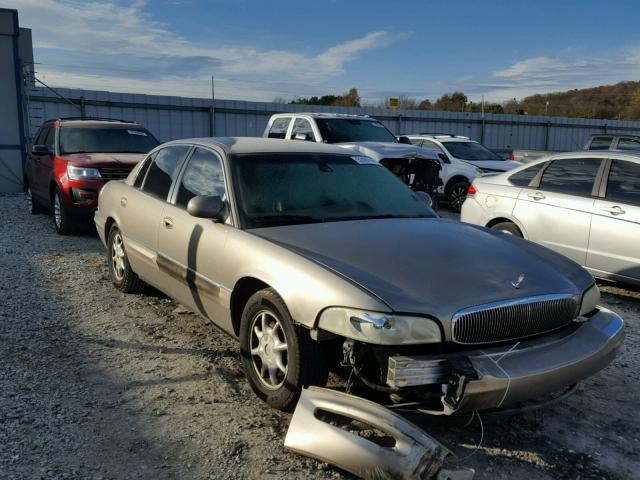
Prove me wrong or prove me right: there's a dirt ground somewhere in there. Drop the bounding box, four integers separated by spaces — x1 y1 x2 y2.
1 193 638 479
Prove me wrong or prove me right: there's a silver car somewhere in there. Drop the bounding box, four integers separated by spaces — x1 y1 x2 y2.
461 150 640 287
95 138 623 413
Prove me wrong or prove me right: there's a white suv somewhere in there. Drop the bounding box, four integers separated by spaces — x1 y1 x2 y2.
407 134 519 211
263 113 443 205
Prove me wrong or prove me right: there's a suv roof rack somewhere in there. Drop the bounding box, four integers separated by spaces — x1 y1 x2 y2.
44 116 136 124
418 133 469 138
293 112 371 119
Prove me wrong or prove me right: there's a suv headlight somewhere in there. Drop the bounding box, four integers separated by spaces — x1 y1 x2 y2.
67 165 102 180
317 308 442 345
579 284 600 316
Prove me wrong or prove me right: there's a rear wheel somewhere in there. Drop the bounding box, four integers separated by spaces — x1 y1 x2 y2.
26 185 45 214
239 288 328 411
108 224 142 293
447 180 470 213
52 187 76 235
491 221 523 237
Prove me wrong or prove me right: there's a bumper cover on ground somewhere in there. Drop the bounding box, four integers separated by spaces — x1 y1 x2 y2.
387 307 624 414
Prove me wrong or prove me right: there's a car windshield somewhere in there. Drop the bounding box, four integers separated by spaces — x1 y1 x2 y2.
315 119 398 144
230 153 436 229
441 141 502 161
59 127 159 154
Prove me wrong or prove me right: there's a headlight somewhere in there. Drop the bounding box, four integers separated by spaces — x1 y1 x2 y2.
317 308 442 345
579 284 600 316
67 165 102 180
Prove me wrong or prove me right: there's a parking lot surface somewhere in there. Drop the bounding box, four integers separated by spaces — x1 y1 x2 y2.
1 193 638 479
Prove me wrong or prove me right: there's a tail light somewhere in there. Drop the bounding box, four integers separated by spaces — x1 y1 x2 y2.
508 153 515 161
467 184 477 197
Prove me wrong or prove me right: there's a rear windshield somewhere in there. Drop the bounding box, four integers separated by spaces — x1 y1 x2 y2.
59 127 159 155
441 141 502 161
230 153 436 229
315 119 398 144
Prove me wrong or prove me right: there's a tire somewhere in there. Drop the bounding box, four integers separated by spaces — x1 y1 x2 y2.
491 221 523 237
52 187 76 235
239 288 328 411
26 185 45 214
446 180 470 213
107 224 142 293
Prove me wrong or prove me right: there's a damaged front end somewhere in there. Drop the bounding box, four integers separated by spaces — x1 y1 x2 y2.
285 387 474 480
343 307 624 415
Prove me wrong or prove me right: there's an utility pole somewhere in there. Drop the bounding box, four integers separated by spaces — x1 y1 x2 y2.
210 75 216 137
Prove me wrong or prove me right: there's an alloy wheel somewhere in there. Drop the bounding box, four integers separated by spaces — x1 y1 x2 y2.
449 185 467 211
53 194 62 228
249 310 289 390
111 232 126 281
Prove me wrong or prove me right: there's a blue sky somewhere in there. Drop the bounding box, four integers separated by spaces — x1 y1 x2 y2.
4 0 640 103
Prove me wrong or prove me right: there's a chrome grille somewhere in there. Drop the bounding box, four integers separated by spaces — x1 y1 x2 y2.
452 294 579 344
98 167 131 181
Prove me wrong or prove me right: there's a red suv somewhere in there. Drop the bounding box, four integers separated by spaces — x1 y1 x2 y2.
25 117 159 234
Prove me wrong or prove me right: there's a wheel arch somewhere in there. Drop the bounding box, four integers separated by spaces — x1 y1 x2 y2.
485 216 529 239
230 277 272 337
444 175 471 194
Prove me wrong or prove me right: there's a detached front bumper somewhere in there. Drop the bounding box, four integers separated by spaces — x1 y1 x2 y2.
387 307 624 414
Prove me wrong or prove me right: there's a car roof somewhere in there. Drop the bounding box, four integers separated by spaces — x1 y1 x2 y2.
271 112 374 120
43 117 142 127
160 137 359 156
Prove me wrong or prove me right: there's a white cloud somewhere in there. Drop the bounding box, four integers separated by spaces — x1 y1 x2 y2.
5 0 408 100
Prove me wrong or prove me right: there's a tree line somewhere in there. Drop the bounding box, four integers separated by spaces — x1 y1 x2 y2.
275 81 640 120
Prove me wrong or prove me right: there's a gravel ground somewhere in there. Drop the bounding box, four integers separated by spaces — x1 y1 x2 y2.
1 193 638 479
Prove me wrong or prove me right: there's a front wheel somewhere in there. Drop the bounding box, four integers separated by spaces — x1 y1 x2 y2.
491 221 523 237
52 187 76 235
447 180 470 213
239 288 328 411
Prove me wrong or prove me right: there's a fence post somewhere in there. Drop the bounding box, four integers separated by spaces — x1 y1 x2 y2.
397 113 403 135
80 96 86 117
209 105 214 136
544 121 551 150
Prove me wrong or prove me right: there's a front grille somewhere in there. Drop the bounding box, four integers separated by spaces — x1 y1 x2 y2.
98 167 132 181
452 294 579 344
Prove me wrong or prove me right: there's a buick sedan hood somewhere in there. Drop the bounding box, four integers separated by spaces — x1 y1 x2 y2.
253 219 593 322
336 142 438 162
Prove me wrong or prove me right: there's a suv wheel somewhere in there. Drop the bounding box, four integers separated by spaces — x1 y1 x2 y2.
52 187 76 235
447 180 470 213
491 221 523 237
26 186 45 214
239 288 328 411
108 224 142 293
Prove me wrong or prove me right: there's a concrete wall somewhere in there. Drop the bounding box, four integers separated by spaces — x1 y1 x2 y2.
0 8 27 193
25 86 640 154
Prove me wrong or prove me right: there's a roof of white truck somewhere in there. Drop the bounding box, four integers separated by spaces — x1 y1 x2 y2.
270 112 373 120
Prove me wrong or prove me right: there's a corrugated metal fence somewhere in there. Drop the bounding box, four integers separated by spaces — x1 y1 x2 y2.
25 86 640 152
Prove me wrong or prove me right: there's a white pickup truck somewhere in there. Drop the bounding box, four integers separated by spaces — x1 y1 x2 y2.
263 112 488 211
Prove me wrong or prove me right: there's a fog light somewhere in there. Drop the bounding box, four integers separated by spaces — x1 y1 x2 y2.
71 188 98 204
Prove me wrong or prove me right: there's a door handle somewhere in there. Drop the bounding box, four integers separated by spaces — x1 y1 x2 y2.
527 192 546 200
602 205 626 216
163 217 174 229
120 197 127 207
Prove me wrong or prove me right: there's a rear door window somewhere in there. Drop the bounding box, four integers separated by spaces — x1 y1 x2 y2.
606 160 640 206
508 163 545 187
588 136 613 150
290 118 315 141
409 138 423 146
175 148 226 208
421 139 444 153
615 137 640 151
142 145 191 200
268 117 291 139
133 152 157 188
539 158 602 197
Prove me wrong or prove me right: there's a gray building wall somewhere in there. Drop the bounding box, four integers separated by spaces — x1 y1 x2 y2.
0 8 28 193
25 86 640 154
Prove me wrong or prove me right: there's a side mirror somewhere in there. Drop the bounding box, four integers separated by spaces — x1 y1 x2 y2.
187 195 227 222
437 153 450 164
415 191 433 208
397 136 412 145
32 145 51 155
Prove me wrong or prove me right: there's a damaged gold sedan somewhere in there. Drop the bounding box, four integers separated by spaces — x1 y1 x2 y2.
95 137 624 415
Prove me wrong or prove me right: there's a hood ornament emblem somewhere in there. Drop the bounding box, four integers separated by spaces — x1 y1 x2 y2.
512 273 525 289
